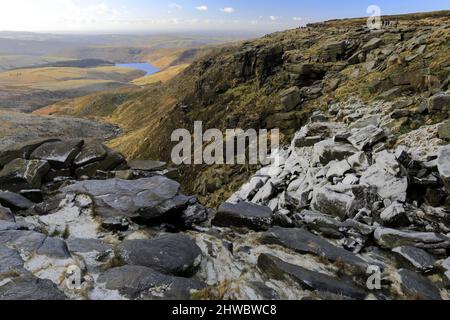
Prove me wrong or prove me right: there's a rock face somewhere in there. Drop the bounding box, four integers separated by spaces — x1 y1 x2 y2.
318 41 347 62
347 125 386 151
116 234 202 276
73 142 108 167
212 202 273 231
224 92 449 300
0 139 213 301
0 139 58 168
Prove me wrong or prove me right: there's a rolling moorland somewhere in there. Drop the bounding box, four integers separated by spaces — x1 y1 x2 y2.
0 32 243 112
1 11 450 300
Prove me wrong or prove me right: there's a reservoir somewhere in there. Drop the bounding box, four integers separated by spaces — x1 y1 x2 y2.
115 62 160 76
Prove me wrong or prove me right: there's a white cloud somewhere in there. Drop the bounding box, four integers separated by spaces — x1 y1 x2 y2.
195 5 208 11
293 17 303 21
0 0 306 32
220 7 235 14
0 0 126 31
169 3 182 10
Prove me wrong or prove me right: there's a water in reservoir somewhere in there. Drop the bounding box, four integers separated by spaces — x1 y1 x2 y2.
115 62 160 76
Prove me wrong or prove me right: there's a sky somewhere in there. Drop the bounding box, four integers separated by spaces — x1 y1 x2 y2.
0 0 449 33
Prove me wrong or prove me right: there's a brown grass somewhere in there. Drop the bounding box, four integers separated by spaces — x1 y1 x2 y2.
132 64 189 85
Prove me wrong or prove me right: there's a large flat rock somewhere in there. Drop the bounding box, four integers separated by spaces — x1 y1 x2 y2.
212 202 273 231
97 265 204 300
258 253 366 299
0 158 50 192
61 176 192 221
397 269 441 300
261 226 368 272
116 234 202 276
392 246 436 273
374 227 450 251
437 145 450 194
0 230 70 259
0 274 66 300
31 140 84 169
0 191 35 210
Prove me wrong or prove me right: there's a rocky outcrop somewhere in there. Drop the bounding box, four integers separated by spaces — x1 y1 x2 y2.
261 226 368 273
0 139 211 301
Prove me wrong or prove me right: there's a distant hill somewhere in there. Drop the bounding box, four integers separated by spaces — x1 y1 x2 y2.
22 58 114 69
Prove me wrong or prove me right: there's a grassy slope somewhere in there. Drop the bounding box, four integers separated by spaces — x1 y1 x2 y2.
0 66 144 112
0 55 71 71
132 64 190 85
0 66 143 88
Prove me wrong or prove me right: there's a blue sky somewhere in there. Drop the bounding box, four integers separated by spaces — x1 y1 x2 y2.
0 0 449 32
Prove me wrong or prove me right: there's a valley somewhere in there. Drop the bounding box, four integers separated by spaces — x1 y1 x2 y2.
0 32 243 113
